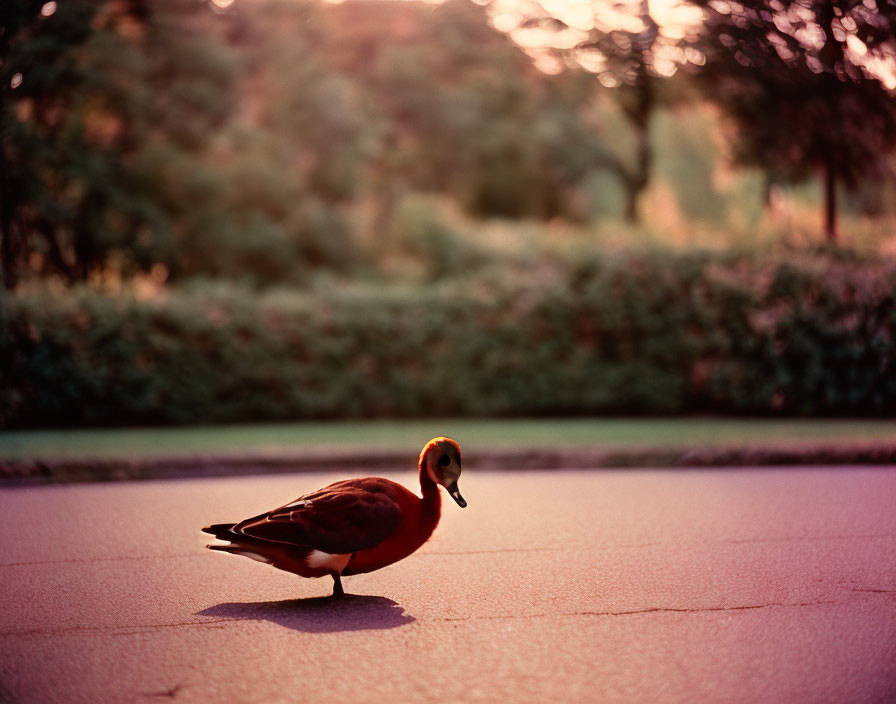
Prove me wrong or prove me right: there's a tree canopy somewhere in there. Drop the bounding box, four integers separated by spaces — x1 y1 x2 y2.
487 0 700 222
2 0 896 289
2 0 614 287
0 0 236 287
689 0 896 240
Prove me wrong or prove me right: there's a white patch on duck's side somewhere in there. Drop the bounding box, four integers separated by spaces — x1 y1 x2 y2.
285 499 313 508
305 550 351 573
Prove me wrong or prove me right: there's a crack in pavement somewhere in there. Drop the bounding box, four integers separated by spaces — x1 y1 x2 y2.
578 600 839 617
718 533 895 546
143 683 187 700
851 588 894 594
0 599 843 638
6 581 885 638
0 553 205 568
0 618 238 639
113 625 230 637
439 600 838 622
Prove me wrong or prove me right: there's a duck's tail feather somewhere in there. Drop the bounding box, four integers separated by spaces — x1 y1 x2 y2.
202 523 237 539
203 523 268 554
203 523 266 561
207 543 272 564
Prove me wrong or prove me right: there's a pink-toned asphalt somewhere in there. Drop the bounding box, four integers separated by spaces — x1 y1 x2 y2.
1 468 895 703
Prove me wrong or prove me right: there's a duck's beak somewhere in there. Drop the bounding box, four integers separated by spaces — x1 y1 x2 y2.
446 481 467 508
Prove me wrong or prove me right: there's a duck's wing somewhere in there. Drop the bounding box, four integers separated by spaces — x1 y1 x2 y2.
232 478 405 555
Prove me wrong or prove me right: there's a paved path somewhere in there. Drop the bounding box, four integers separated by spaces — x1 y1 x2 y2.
1 468 895 703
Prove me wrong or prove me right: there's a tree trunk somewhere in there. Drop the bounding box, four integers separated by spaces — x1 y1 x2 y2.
618 0 658 225
761 174 774 209
823 161 837 244
622 106 651 224
817 3 839 245
0 154 18 289
0 231 18 290
623 182 639 223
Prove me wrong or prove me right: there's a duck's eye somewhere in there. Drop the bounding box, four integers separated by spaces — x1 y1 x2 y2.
439 454 451 468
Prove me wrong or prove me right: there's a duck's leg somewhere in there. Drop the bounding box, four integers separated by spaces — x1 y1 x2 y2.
331 573 345 598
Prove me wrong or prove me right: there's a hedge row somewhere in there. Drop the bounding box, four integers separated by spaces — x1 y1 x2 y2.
2 250 895 426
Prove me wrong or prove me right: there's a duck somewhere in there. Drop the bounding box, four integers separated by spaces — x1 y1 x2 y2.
202 437 466 597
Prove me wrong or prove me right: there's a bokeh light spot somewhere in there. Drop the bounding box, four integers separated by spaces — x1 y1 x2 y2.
598 71 620 88
41 2 57 17
150 263 169 283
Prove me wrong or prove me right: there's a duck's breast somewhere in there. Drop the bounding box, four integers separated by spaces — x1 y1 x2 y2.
342 490 438 576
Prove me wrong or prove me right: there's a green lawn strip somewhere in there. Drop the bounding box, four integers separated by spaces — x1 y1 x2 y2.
0 418 893 461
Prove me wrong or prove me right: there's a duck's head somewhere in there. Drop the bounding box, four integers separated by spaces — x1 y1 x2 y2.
420 437 466 508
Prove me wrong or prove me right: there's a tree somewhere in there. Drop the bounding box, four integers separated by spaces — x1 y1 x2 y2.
488 0 693 223
0 0 236 288
1 0 101 287
690 0 896 242
319 0 601 227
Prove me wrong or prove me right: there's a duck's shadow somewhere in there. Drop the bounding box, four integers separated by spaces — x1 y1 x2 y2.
197 595 415 633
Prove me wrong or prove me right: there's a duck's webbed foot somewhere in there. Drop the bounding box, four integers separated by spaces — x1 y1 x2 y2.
331 573 345 598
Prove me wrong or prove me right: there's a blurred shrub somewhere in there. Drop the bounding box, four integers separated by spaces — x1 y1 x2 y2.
289 198 358 273
2 250 895 427
390 195 487 279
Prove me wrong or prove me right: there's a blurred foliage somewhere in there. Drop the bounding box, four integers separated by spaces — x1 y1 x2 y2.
492 0 896 237
3 0 896 426
689 0 896 241
3 248 895 426
389 195 489 279
0 0 613 286
3 0 896 288
498 0 678 223
0 0 237 286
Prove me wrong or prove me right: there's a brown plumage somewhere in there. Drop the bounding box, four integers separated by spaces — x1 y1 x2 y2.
202 437 466 597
